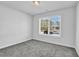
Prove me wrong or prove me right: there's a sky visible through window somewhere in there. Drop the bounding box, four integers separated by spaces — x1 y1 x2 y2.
51 16 61 24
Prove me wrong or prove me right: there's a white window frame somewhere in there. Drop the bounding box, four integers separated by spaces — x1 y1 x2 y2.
39 16 61 37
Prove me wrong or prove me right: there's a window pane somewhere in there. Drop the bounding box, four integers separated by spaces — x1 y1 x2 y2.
50 16 61 36
39 16 61 36
40 19 48 34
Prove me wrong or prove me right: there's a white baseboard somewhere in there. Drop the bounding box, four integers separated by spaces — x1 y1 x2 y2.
0 38 31 49
75 47 79 56
33 38 75 48
0 37 75 54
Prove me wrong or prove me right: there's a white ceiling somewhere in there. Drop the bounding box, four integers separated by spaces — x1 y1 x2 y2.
0 1 77 15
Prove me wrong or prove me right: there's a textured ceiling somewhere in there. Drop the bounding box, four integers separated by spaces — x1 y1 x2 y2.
0 1 77 15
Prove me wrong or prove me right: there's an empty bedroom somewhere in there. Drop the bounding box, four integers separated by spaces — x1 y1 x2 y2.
0 0 79 57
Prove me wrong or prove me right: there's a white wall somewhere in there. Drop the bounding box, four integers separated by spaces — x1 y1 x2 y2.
0 3 76 50
76 2 79 56
33 7 76 48
0 5 33 49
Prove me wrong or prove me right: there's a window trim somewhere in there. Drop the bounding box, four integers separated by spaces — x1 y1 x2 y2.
39 16 61 37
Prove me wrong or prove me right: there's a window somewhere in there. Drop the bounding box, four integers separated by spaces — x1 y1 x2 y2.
39 16 61 37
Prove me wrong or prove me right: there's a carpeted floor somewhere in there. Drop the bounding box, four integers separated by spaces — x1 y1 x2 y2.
0 39 78 57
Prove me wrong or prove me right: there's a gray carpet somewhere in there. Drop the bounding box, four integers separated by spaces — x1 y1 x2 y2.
0 39 78 57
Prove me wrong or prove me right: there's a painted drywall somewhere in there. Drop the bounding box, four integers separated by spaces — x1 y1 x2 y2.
75 2 79 56
0 5 33 49
33 7 76 48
